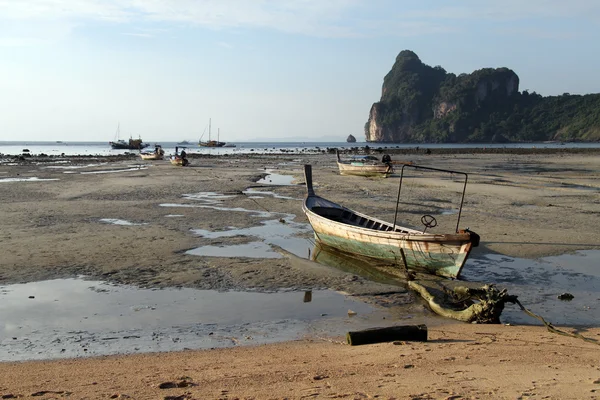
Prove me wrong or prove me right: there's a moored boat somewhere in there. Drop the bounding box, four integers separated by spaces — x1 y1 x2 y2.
170 156 185 166
198 119 227 147
170 146 189 166
109 123 149 150
301 164 479 279
336 150 393 178
140 145 165 160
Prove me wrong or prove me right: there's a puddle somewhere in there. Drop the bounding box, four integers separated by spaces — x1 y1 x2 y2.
165 214 185 218
161 192 275 218
257 169 296 185
462 250 600 326
0 278 389 361
243 187 301 201
183 192 237 204
312 244 404 286
0 177 59 183
308 245 600 327
161 202 274 218
162 189 301 219
187 242 282 258
80 166 147 174
440 209 458 215
99 219 148 226
188 215 313 258
43 164 103 170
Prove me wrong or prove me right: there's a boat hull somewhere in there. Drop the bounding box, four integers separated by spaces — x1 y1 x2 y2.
140 153 163 160
303 207 473 278
110 140 149 150
199 140 226 147
337 161 393 178
170 157 188 166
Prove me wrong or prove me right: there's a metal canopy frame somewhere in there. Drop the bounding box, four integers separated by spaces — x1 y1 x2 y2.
393 164 469 233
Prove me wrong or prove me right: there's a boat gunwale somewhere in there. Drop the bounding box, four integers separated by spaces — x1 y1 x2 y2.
302 194 472 244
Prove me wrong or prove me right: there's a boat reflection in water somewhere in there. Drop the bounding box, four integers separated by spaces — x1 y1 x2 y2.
311 243 406 286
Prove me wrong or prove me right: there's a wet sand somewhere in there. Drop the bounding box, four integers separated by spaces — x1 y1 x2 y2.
1 324 599 399
1 150 599 289
1 150 600 398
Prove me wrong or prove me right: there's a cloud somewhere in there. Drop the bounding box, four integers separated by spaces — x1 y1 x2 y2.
0 0 457 39
0 0 365 36
495 27 580 40
0 0 597 44
401 0 600 22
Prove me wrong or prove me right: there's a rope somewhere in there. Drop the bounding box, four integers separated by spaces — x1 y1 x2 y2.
513 298 600 346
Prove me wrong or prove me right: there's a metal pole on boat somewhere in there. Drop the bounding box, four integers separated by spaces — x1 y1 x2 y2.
456 174 468 233
392 165 406 231
393 164 468 233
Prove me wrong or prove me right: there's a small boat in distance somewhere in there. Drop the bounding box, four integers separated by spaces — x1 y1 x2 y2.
336 150 394 178
199 119 226 147
109 123 149 150
301 164 479 279
140 145 165 160
177 140 191 145
170 146 189 166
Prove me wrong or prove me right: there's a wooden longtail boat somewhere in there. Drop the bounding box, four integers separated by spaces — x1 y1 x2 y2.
169 156 188 166
170 147 189 166
140 153 161 160
140 146 165 160
302 164 479 279
336 150 393 178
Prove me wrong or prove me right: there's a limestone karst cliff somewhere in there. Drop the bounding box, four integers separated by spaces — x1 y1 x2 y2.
365 50 600 143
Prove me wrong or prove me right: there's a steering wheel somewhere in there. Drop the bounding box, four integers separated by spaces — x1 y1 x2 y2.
420 214 438 230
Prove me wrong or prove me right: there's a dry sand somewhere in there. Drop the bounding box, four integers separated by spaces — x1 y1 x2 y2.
1 325 599 399
1 149 599 399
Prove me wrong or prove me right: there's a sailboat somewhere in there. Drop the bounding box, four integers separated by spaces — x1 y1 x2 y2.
199 118 226 147
109 123 148 150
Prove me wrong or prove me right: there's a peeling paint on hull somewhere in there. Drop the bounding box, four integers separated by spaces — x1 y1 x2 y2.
305 213 472 279
301 164 476 279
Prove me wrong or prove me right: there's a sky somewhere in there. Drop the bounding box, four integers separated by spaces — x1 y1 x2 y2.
0 0 599 143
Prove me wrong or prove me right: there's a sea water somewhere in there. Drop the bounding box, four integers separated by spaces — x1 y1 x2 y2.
1 140 599 157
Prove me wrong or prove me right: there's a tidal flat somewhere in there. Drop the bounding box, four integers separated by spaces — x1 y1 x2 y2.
1 150 598 312
1 149 599 399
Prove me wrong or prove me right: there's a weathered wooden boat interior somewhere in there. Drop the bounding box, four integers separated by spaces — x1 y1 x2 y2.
310 205 414 234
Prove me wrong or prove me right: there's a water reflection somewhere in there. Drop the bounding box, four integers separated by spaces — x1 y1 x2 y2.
0 278 382 361
309 243 600 327
311 244 405 285
257 169 296 185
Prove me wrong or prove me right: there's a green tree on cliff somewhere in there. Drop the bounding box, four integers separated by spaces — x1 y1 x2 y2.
365 51 600 143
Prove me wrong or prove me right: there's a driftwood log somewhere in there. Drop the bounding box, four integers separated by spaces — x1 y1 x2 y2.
408 281 518 323
346 324 427 346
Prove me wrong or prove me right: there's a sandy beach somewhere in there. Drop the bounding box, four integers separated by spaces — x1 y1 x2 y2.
1 324 599 399
1 149 599 399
